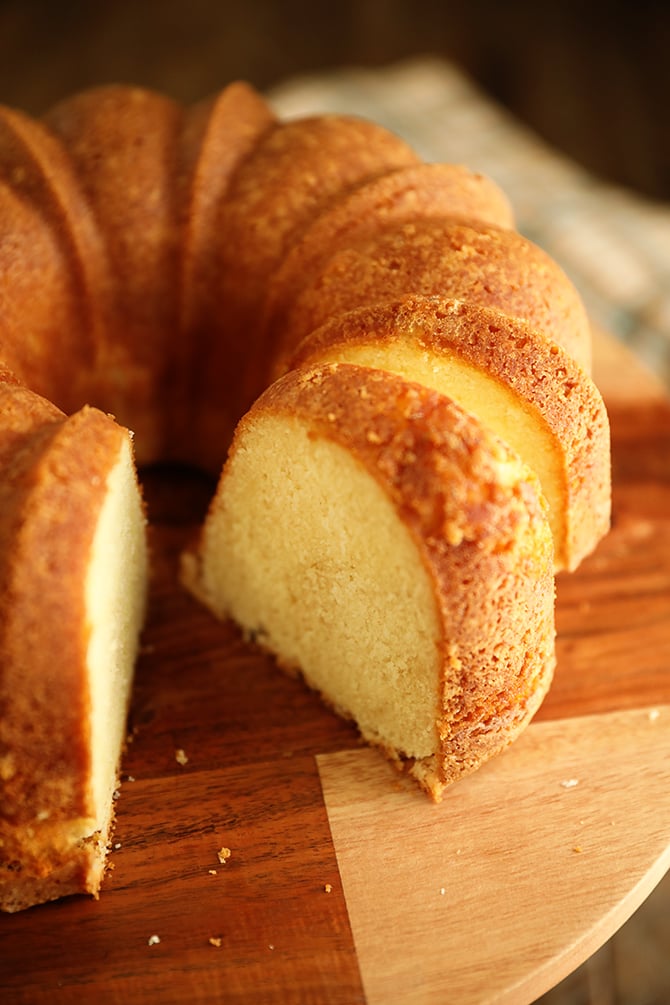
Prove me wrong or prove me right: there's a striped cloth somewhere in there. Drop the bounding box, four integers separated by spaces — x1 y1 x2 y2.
269 58 670 389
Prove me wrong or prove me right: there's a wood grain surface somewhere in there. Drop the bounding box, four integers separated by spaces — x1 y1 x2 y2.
0 330 668 1005
319 706 670 1005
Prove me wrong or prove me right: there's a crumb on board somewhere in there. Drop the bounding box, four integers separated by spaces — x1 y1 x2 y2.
573 845 583 853
209 936 223 948
148 935 161 946
324 883 333 893
175 748 189 766
561 778 580 789
218 846 232 865
208 869 218 876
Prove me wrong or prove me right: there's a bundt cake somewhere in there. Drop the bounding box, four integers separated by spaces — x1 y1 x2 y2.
0 80 611 912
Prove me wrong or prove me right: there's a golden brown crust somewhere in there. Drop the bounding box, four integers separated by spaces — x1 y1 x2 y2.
284 296 611 570
221 363 555 797
44 86 185 461
190 111 421 459
257 163 514 386
178 82 278 331
0 837 106 914
175 82 277 465
212 112 420 291
271 217 592 375
0 103 109 414
0 370 64 460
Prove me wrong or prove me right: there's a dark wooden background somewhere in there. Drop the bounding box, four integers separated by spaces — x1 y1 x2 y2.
0 0 669 201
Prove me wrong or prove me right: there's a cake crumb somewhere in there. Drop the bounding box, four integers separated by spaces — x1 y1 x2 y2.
561 778 579 789
209 936 223 948
218 846 232 865
440 887 446 895
208 869 218 876
572 845 583 853
113 842 122 850
147 934 161 946
175 748 189 766
324 883 332 893
648 708 660 722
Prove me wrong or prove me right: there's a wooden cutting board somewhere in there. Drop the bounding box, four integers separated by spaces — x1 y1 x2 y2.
1 330 669 1005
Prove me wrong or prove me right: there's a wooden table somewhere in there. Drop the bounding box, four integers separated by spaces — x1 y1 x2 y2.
1 330 669 1005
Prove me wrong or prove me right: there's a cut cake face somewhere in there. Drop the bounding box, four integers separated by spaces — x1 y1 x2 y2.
184 363 556 800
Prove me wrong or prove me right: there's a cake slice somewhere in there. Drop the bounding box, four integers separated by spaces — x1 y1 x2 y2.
0 376 147 912
183 363 556 800
284 297 611 572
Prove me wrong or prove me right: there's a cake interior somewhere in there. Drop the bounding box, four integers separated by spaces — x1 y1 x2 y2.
196 414 442 761
305 337 567 564
85 435 147 843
